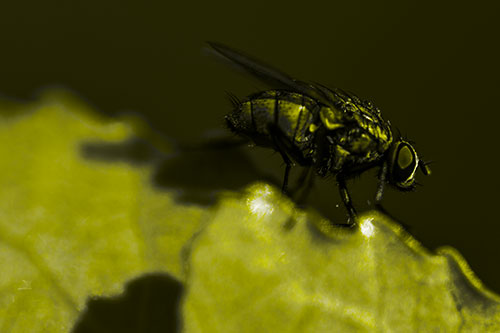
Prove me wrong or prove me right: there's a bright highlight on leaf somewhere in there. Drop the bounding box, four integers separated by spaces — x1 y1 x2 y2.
247 185 274 218
0 90 499 332
359 217 375 238
183 186 500 333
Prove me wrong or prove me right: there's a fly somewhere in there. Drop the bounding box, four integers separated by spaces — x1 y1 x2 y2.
209 42 431 224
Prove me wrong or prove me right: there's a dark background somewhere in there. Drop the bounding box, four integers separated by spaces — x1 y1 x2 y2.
1 0 499 294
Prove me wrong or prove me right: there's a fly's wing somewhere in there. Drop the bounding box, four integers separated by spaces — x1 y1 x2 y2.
313 81 383 118
208 42 336 107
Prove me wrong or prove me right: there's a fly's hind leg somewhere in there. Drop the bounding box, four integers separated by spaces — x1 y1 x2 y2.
280 156 292 195
268 126 294 195
336 175 357 225
273 140 293 195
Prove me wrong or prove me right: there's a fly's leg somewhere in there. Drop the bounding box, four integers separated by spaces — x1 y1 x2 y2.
282 161 292 194
375 162 388 203
374 162 412 230
268 126 294 195
276 145 292 195
268 126 293 194
337 176 357 225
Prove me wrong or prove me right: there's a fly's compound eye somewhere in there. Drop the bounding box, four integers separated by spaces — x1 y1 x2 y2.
389 141 419 189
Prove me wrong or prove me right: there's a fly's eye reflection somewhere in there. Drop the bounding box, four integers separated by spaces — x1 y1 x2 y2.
390 142 419 188
209 42 431 224
397 146 413 169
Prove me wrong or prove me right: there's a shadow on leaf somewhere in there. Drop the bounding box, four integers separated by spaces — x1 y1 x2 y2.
80 138 161 165
72 273 183 333
80 139 279 206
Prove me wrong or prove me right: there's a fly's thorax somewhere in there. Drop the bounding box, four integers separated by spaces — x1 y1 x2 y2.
319 106 345 131
324 94 393 154
313 103 388 174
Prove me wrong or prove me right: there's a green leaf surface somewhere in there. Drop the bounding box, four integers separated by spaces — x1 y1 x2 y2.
0 92 204 332
183 185 500 332
1 91 499 332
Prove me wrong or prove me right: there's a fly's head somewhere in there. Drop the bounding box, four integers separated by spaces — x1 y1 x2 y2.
386 139 431 191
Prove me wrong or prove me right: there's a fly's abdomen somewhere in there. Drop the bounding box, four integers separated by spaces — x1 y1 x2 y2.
226 90 319 150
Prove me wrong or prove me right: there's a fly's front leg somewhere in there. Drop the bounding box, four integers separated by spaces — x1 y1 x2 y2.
337 176 357 224
375 161 388 203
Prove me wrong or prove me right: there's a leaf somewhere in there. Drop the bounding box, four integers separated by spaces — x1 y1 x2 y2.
182 184 500 332
1 90 499 332
0 91 204 332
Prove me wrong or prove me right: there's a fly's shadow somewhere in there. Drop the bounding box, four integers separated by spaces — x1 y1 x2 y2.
80 135 279 206
81 138 159 165
72 273 183 333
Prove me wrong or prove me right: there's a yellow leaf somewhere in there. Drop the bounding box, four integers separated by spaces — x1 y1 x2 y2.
1 90 499 332
183 184 500 332
0 91 203 332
